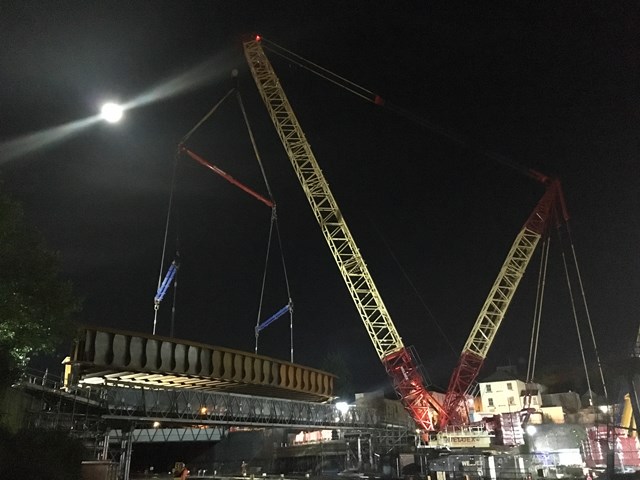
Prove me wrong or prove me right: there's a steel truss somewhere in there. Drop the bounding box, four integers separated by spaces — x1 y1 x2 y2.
16 374 378 430
103 382 377 429
16 373 415 480
242 36 444 433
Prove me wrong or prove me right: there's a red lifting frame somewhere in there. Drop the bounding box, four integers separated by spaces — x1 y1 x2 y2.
181 146 274 208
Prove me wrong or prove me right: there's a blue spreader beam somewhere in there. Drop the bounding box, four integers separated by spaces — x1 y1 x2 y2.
256 304 290 334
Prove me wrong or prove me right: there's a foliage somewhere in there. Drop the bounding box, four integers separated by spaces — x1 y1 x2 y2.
0 191 80 383
0 426 86 479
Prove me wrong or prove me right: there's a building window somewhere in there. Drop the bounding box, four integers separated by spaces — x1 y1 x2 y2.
508 396 515 406
488 398 494 407
486 385 492 393
507 382 513 391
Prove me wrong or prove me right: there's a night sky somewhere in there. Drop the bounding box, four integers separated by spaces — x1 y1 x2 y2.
1 2 638 395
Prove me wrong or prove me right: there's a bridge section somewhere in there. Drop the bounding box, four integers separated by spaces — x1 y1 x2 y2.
102 382 377 429
15 372 410 479
71 326 334 402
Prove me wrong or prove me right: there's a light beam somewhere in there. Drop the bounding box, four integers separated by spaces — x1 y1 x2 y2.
0 115 101 164
124 51 235 110
0 50 233 163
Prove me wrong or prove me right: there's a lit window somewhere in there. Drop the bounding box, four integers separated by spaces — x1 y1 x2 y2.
488 398 494 407
507 382 513 390
486 385 492 393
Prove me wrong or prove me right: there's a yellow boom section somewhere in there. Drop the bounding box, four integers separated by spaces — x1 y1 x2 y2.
242 38 404 360
463 227 541 357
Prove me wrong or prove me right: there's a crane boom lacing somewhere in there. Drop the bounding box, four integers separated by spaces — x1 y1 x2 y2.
243 36 446 431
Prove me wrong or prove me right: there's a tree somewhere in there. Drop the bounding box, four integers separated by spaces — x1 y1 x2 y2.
0 191 80 384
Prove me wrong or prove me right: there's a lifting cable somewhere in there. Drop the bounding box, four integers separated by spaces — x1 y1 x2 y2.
153 151 181 336
235 88 295 362
526 215 608 406
261 37 538 182
262 38 609 394
153 88 237 336
178 83 274 209
260 37 554 358
169 80 295 359
526 236 551 388
366 213 457 357
253 209 295 361
264 38 456 356
567 224 608 400
180 88 236 145
564 223 609 401
557 223 595 406
153 87 238 336
554 218 608 405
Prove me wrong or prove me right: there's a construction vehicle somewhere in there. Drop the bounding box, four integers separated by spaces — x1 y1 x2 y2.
242 35 568 442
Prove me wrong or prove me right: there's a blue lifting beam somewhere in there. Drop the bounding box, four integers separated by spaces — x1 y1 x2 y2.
155 261 179 305
256 304 290 334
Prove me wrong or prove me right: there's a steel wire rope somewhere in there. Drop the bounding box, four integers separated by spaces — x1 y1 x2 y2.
255 212 275 356
179 87 236 145
153 150 180 335
261 37 535 180
260 36 552 360
265 35 456 358
169 242 180 338
155 87 236 336
526 236 551 385
236 89 295 361
556 223 595 407
273 218 295 363
365 213 457 357
566 223 609 400
526 243 543 384
262 39 376 103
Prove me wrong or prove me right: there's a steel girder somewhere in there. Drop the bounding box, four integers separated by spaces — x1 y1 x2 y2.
72 326 334 402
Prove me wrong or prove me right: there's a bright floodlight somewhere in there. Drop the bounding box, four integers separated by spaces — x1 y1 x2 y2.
336 401 349 415
526 425 537 435
101 102 124 123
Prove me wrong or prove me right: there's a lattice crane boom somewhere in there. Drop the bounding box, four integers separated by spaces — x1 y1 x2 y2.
243 36 445 431
440 178 568 427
